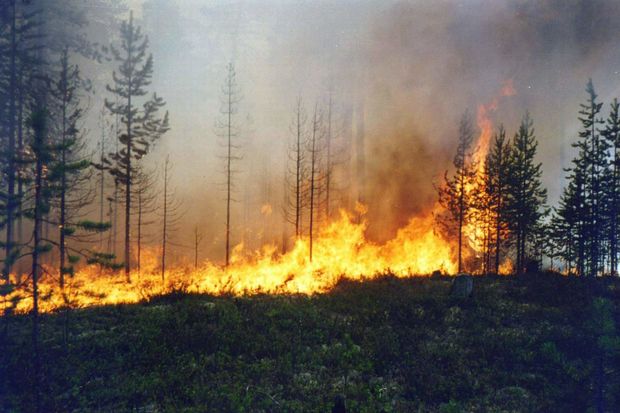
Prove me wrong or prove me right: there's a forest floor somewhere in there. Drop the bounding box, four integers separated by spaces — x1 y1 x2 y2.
2 273 620 412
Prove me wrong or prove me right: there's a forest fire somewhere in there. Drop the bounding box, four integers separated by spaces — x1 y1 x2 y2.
5 84 518 315
9 207 458 314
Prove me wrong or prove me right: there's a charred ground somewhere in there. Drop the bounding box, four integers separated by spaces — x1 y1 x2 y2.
3 273 620 412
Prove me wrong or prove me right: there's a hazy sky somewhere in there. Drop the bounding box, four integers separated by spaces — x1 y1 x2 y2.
87 0 620 261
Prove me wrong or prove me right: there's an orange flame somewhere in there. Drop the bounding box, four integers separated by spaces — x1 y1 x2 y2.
464 79 516 260
3 81 518 314
8 209 456 314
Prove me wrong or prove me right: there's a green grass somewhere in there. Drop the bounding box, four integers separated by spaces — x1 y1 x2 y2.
2 273 620 412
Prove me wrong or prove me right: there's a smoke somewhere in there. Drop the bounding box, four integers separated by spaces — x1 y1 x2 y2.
83 0 620 262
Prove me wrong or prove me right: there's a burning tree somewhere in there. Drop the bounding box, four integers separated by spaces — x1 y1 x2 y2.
438 111 476 273
103 11 170 281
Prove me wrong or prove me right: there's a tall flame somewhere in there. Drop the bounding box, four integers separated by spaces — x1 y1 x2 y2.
464 79 516 256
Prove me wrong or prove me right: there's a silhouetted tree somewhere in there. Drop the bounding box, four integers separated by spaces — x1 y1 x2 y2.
601 98 620 275
438 111 476 273
505 112 547 274
486 125 511 273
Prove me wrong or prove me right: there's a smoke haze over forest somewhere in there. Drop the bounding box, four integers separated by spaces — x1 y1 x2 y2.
46 0 620 263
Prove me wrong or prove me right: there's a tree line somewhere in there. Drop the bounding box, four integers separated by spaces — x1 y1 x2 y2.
439 79 620 277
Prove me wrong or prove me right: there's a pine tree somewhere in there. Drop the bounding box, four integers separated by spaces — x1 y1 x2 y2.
438 111 476 273
216 62 242 267
0 0 41 281
505 112 547 274
562 80 607 276
601 98 620 275
103 12 169 281
486 125 511 273
46 48 113 289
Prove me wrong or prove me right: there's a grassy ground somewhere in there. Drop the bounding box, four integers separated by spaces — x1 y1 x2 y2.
2 273 620 412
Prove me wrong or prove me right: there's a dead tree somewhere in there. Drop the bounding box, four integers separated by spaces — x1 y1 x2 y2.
159 156 183 281
307 103 326 262
216 62 242 267
284 96 308 239
193 226 204 268
133 166 158 275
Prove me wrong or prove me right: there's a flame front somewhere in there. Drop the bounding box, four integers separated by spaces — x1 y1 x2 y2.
6 82 518 314
9 209 457 314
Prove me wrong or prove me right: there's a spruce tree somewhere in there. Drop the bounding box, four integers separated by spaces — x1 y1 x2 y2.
438 111 476 273
505 112 547 274
601 98 620 275
564 80 607 276
485 125 511 273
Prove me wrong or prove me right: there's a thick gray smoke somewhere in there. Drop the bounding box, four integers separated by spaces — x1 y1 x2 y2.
86 0 620 263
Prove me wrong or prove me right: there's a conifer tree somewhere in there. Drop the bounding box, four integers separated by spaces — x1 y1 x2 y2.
505 112 547 273
46 49 102 287
216 63 242 267
438 111 476 273
103 12 169 281
561 80 607 276
601 99 620 275
486 125 511 273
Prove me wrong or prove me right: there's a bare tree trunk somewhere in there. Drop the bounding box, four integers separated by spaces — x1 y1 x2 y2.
3 0 18 282
31 106 45 413
457 175 464 273
59 54 68 289
355 97 365 215
99 110 106 250
294 98 303 237
124 14 134 282
193 226 203 269
137 191 142 275
225 76 232 268
326 90 333 220
309 105 320 262
161 157 169 281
